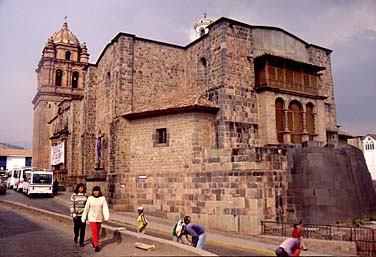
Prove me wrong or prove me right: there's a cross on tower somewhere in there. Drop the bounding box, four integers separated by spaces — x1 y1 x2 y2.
64 15 68 22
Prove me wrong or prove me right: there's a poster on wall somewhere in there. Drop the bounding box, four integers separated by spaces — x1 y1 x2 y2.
50 142 65 165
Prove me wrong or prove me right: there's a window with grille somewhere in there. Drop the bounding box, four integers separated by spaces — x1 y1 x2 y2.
157 128 166 144
154 128 169 147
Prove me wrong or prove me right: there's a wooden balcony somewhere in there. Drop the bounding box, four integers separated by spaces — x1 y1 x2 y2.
254 54 327 99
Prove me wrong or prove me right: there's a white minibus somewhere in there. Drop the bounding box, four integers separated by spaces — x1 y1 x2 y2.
15 167 32 192
24 170 54 197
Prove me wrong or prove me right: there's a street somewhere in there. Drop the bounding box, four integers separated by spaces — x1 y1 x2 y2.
0 201 198 257
1 190 264 256
0 203 95 257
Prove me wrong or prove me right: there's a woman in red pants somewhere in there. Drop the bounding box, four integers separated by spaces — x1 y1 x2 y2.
81 186 109 252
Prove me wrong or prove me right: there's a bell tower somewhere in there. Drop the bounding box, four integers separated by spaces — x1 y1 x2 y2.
32 19 89 169
194 13 214 39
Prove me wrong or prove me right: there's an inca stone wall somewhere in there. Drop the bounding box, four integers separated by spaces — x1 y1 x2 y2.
287 143 376 224
125 145 287 234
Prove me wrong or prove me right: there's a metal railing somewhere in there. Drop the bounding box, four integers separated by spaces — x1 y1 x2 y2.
261 220 376 256
356 240 376 257
261 220 375 242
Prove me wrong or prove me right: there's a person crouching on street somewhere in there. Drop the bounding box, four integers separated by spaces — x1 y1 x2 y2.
137 206 148 233
181 223 206 250
173 215 191 245
81 186 110 252
70 183 88 247
275 237 302 257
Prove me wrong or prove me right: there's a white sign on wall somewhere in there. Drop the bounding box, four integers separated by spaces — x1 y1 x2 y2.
51 142 65 165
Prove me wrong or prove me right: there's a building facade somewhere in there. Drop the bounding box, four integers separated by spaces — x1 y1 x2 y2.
0 149 32 171
32 17 375 233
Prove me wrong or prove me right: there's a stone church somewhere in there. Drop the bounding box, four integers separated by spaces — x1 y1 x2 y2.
32 16 376 233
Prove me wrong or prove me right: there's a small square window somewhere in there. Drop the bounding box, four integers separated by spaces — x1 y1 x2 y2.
156 128 167 144
153 128 169 147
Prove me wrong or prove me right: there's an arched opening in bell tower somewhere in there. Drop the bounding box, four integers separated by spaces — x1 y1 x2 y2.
55 69 63 86
65 51 71 60
72 71 79 88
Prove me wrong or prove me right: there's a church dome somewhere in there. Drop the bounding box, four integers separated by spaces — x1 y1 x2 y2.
51 22 80 46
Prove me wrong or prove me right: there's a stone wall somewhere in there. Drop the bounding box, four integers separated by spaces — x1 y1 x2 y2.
287 143 376 224
123 128 287 234
132 39 186 110
129 112 215 174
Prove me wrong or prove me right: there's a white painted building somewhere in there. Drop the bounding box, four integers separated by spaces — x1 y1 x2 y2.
0 149 32 171
363 134 376 180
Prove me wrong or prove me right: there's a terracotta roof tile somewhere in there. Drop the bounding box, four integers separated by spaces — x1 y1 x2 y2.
123 90 219 118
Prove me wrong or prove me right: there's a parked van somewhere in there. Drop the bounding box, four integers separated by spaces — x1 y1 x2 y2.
14 167 33 192
6 169 19 189
23 170 53 197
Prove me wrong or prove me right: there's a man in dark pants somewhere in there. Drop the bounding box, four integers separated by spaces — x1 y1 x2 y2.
52 179 59 196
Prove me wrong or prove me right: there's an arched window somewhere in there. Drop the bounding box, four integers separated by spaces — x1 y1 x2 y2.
197 57 207 85
275 98 285 143
55 69 63 86
288 100 303 144
72 71 79 88
306 102 315 141
65 51 71 60
199 28 205 37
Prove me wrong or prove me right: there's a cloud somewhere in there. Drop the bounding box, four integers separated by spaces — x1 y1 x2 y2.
0 0 375 145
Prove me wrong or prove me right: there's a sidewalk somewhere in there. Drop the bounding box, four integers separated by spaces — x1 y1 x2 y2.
56 191 355 256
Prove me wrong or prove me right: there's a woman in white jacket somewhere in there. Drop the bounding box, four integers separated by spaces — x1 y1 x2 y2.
81 186 109 252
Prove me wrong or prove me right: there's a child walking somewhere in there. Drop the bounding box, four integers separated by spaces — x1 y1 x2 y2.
137 206 148 233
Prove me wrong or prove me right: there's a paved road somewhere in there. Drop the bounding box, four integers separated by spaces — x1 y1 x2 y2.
2 190 263 256
0 202 199 257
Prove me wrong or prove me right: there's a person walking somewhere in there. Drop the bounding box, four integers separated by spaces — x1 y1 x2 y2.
173 215 191 245
137 206 148 233
52 179 59 195
70 183 88 247
275 237 302 257
181 223 206 250
81 186 109 252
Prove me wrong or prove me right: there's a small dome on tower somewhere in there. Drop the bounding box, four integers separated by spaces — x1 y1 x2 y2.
51 21 80 46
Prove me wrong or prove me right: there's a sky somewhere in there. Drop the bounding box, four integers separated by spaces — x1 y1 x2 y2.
0 0 375 148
